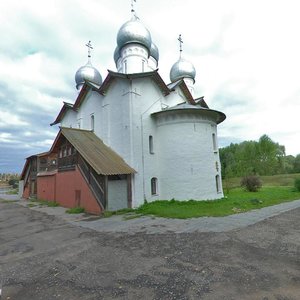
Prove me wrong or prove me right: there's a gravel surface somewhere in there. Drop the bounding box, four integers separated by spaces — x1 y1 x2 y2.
1 200 300 299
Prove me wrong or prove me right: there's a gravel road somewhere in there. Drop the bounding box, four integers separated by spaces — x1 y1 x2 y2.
1 200 300 299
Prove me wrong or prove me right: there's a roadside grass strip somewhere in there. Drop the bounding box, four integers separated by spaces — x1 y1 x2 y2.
135 186 300 219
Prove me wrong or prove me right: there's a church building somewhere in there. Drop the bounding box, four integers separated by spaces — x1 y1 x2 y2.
20 6 226 214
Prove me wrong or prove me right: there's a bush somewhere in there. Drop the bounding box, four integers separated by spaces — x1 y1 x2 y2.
66 207 85 214
8 179 19 188
294 178 300 192
241 175 262 192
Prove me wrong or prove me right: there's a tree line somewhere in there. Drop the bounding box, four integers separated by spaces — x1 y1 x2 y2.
220 134 300 178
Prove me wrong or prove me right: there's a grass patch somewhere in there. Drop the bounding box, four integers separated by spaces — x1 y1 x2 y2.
136 186 300 219
27 203 37 207
6 188 18 195
66 207 85 214
29 199 60 207
0 199 18 203
101 208 135 218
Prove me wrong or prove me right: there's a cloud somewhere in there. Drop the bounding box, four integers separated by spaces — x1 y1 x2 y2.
1 0 300 173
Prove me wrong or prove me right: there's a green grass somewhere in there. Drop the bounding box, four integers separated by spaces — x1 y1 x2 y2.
136 186 300 219
0 199 18 203
66 207 85 214
101 208 135 218
29 199 60 207
6 188 18 195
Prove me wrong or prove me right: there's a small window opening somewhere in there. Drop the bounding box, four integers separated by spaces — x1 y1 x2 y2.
151 177 158 195
149 135 154 154
124 60 127 73
91 114 95 131
212 133 217 151
216 175 221 193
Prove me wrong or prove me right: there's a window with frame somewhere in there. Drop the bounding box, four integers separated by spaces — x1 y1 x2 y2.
212 133 217 151
215 174 221 193
91 114 95 131
149 135 154 154
124 60 127 73
151 177 158 195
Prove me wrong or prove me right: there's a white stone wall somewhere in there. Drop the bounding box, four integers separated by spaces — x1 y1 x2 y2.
154 110 223 200
61 109 78 128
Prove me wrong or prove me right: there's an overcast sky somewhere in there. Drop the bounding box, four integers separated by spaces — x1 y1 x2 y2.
1 0 300 173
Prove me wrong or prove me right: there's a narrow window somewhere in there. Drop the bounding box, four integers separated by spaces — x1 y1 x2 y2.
91 114 95 131
212 133 217 151
124 60 127 73
142 60 145 72
151 177 158 195
216 175 221 193
149 135 154 154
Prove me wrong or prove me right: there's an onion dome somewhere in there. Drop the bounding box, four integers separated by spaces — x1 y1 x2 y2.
170 57 196 83
113 46 120 65
117 16 152 52
75 59 102 90
150 41 159 61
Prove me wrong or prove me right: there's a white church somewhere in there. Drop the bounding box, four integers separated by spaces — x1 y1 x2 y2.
20 6 226 214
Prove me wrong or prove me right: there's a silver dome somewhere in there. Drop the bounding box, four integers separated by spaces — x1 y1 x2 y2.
117 16 152 51
75 60 102 89
150 41 159 61
170 57 196 83
113 46 120 65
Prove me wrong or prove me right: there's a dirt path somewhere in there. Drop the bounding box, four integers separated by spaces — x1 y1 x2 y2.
1 201 300 299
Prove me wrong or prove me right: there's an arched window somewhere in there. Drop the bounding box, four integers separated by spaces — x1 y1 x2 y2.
91 114 95 131
151 177 158 195
215 175 221 193
149 135 154 154
212 133 217 151
124 60 127 73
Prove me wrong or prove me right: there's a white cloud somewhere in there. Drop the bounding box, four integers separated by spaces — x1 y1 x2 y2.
0 111 29 128
1 0 300 173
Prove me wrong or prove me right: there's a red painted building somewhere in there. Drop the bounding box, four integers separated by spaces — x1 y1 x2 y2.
20 128 135 214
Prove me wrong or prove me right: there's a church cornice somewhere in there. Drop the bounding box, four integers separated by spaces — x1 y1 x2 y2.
50 101 74 126
152 104 226 124
98 69 170 96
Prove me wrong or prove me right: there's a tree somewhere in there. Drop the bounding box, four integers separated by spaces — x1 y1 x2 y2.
294 154 300 173
220 134 287 178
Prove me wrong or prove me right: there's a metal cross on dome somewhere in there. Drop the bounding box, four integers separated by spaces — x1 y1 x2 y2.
85 41 93 58
178 34 183 57
131 0 137 16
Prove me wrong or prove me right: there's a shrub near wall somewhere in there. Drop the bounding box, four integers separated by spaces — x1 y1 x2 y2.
294 178 300 191
241 175 262 192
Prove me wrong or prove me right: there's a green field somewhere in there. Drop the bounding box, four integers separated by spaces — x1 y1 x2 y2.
223 173 300 190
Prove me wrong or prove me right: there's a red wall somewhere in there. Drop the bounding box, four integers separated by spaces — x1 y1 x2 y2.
35 168 101 215
37 175 56 202
23 185 30 199
55 168 101 214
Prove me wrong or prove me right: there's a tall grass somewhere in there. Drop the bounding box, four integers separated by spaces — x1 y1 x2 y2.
223 173 300 190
